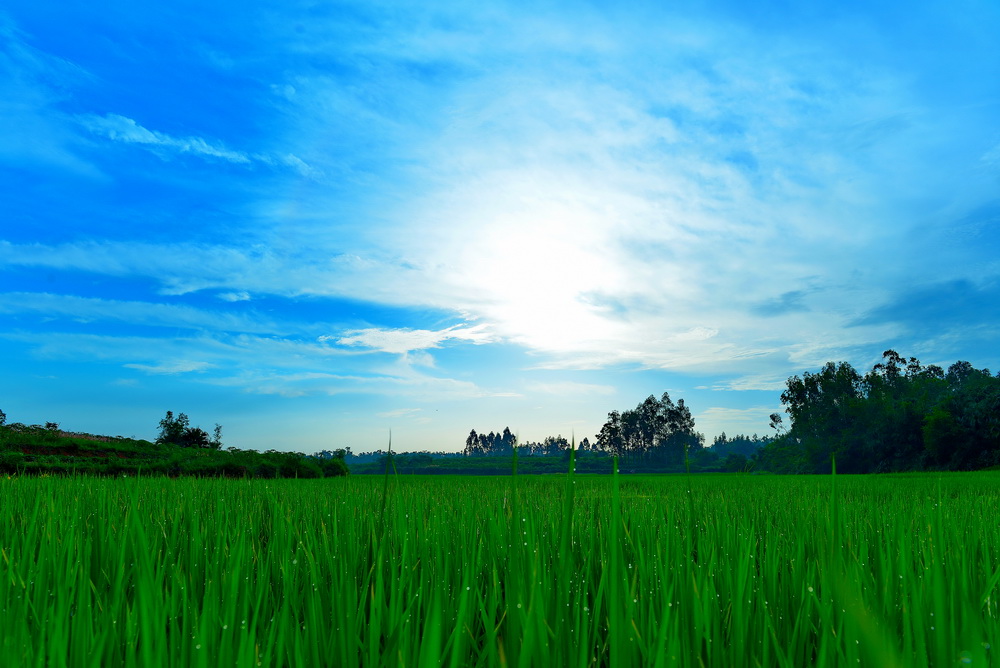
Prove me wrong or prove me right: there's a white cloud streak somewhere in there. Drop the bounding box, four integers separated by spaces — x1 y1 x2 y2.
78 113 314 175
527 381 616 397
80 113 252 163
330 325 494 354
124 360 215 374
0 291 286 334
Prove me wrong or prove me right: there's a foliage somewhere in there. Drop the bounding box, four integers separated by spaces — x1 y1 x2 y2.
709 432 770 458
722 453 750 472
156 411 222 449
463 427 518 456
595 392 704 464
756 350 1000 473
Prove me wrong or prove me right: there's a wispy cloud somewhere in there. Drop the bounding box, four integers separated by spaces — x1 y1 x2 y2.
2 2 998 449
78 113 314 175
79 113 252 163
330 325 494 354
124 360 214 374
3 330 359 371
0 16 100 175
210 369 497 401
0 292 286 334
528 381 616 397
3 327 502 403
217 291 251 302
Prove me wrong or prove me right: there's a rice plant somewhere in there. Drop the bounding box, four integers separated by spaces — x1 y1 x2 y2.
1 471 998 666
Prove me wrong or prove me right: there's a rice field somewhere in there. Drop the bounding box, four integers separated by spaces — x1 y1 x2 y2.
1 467 998 666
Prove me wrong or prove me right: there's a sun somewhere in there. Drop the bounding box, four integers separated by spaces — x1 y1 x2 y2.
459 207 626 354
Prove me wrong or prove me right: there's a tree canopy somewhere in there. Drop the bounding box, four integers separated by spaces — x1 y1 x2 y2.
755 351 1000 473
156 411 222 449
595 392 704 464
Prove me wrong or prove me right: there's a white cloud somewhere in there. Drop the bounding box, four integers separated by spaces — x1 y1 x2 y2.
0 19 102 176
0 291 285 334
78 113 313 175
528 381 616 397
124 360 214 374
211 368 496 401
330 324 494 354
80 113 252 163
3 331 361 375
3 327 504 403
4 3 997 388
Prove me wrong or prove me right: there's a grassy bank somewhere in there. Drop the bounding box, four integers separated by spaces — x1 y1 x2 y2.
0 423 346 478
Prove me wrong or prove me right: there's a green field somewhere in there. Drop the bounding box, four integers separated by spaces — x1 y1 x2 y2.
2 470 998 666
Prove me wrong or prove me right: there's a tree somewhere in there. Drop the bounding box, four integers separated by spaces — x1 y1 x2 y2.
463 427 518 455
724 453 750 473
181 427 210 448
597 392 703 467
156 411 219 448
501 427 517 454
157 411 189 445
541 435 570 456
596 410 624 457
464 429 479 456
768 413 784 434
210 424 223 450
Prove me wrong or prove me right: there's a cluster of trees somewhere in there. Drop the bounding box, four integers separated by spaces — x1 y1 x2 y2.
709 433 772 473
462 429 596 458
756 351 1000 473
463 428 518 456
517 435 594 456
595 392 704 465
157 411 222 449
710 433 771 458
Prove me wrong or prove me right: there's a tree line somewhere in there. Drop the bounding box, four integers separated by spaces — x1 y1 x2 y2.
756 350 1000 473
463 428 596 457
458 393 708 470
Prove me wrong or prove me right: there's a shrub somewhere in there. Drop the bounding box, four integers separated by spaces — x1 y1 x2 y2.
0 450 25 473
318 457 349 477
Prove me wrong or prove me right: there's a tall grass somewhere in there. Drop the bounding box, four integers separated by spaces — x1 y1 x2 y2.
1 472 998 666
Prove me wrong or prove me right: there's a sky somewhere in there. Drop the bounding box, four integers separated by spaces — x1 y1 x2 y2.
1 0 998 453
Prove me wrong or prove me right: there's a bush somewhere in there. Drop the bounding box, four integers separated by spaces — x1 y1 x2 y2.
318 457 349 477
0 450 25 473
724 453 750 472
254 462 278 479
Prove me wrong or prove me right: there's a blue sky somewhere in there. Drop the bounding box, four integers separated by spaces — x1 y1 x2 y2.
1 0 998 453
